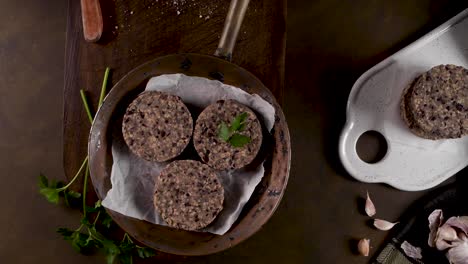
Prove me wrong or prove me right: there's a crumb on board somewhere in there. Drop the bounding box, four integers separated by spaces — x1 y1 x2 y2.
112 0 224 31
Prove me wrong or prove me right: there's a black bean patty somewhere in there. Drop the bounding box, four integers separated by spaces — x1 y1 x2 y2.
154 160 224 231
400 77 436 139
401 65 468 139
122 91 193 162
193 100 263 170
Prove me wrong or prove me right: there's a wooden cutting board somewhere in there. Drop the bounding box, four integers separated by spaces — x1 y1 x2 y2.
63 0 286 184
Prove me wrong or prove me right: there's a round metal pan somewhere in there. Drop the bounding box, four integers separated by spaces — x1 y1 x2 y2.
88 0 290 256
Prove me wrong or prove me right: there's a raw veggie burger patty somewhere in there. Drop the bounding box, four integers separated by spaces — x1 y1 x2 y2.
194 100 262 170
122 91 193 162
154 160 224 231
400 64 468 139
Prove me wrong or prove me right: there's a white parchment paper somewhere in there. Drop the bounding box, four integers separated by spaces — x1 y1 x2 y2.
102 74 275 235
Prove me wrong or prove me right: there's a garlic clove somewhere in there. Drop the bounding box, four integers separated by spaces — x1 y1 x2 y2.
373 219 399 231
426 210 468 264
435 216 468 250
365 191 376 217
428 209 444 247
436 221 464 251
446 236 468 264
358 238 370 257
401 241 422 260
445 216 468 235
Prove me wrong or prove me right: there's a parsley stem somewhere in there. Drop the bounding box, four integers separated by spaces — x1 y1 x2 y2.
82 163 89 216
57 156 88 191
87 228 104 243
98 67 110 107
80 90 94 124
123 233 133 243
75 224 84 232
80 69 109 216
93 211 101 225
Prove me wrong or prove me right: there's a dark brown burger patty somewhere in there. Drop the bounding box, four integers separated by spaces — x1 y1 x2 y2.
154 160 224 231
122 91 193 162
400 76 437 139
193 100 262 170
400 64 468 139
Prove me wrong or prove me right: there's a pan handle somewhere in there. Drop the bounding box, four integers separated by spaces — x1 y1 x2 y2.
214 0 250 61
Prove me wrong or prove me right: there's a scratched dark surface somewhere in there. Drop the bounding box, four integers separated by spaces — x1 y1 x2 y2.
2 0 468 263
286 1 468 263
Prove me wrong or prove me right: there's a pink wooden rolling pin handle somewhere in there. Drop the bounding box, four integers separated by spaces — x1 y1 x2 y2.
80 0 103 42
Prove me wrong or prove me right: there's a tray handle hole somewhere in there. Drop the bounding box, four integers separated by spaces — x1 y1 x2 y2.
356 130 388 164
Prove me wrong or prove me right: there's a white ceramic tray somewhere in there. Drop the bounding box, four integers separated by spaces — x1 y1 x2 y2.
339 9 468 191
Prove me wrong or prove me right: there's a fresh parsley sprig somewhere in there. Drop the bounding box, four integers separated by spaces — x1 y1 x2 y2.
56 201 155 264
218 112 252 147
38 67 156 263
38 156 87 205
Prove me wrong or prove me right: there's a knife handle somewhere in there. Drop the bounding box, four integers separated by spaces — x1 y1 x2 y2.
80 0 103 42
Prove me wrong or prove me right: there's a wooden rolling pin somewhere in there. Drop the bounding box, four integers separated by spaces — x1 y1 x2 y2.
80 0 103 42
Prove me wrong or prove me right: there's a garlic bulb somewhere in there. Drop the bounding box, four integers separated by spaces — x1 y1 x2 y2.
358 238 370 257
428 210 468 264
373 219 399 231
365 191 376 217
446 234 468 264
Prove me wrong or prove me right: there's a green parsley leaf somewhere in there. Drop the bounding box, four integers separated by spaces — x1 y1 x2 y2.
101 212 113 229
218 112 252 147
86 200 105 213
88 226 107 242
71 237 83 252
230 112 248 131
238 122 246 132
119 241 135 254
58 228 96 254
53 180 64 189
71 232 89 253
38 174 63 204
40 188 60 204
80 238 99 255
101 239 120 264
80 216 92 227
89 200 113 229
136 246 156 258
38 174 49 188
228 134 251 147
57 227 74 239
85 204 99 213
63 191 70 207
67 190 82 199
118 253 133 264
118 236 135 262
62 190 82 207
84 235 98 248
218 122 231 142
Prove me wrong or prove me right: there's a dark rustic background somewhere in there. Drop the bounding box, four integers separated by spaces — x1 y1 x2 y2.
1 0 468 263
